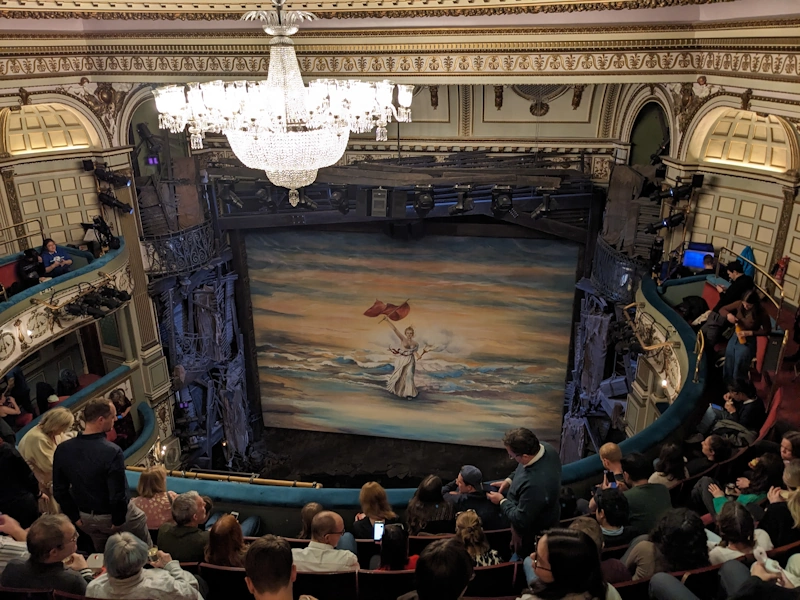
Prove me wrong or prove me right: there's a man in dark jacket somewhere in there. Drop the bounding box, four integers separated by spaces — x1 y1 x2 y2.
157 491 209 563
487 428 561 557
713 261 755 312
696 379 766 437
442 465 508 531
53 398 150 552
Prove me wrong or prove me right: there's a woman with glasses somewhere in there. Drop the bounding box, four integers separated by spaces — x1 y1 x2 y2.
520 528 621 600
454 510 502 566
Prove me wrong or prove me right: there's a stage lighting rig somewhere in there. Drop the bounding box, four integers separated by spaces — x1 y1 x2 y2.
254 187 278 214
136 123 163 166
64 300 107 319
448 185 474 216
99 286 131 303
98 192 134 215
296 195 318 211
329 187 349 215
530 193 552 221
94 166 131 188
81 215 120 251
218 182 243 209
413 185 435 217
644 212 685 234
649 174 704 203
491 186 513 217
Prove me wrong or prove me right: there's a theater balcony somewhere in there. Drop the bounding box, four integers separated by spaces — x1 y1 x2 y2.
140 221 218 279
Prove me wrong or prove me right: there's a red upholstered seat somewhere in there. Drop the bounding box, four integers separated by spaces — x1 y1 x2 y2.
701 281 720 314
78 373 102 389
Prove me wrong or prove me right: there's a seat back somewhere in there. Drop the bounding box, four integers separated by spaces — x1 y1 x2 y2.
679 563 725 598
767 539 800 565
282 538 311 549
408 535 452 556
355 539 380 569
757 388 783 442
0 588 54 600
357 570 416 600
180 562 200 574
484 529 512 560
464 562 517 597
612 577 651 600
199 562 253 600
601 544 629 560
701 282 720 314
293 571 358 600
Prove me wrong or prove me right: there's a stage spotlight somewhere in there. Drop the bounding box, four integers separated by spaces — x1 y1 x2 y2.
448 185 474 216
669 174 705 201
98 192 134 215
219 184 243 209
94 167 131 188
255 187 278 213
491 186 513 217
100 286 131 302
531 193 551 221
644 212 685 234
330 187 349 215
413 185 435 217
297 196 318 211
136 122 163 155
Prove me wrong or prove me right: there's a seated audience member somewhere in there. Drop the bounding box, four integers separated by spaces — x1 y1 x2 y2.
708 500 773 565
0 514 92 594
487 428 562 559
620 453 673 536
702 260 754 348
17 406 74 514
292 511 358 573
698 254 716 275
245 535 313 600
442 465 508 530
373 524 418 571
16 249 45 291
687 434 734 475
697 379 767 438
599 442 628 490
454 510 502 567
86 532 201 600
0 438 41 528
649 443 690 489
41 238 73 278
400 538 473 600
780 431 800 465
1 365 35 419
130 465 177 531
200 495 214 528
352 482 401 539
407 475 456 535
205 514 247 567
696 453 783 517
722 290 772 384
0 514 29 576
298 502 324 539
568 517 630 585
594 488 636 547
109 388 136 450
519 528 622 600
157 491 209 562
625 508 709 581
759 459 800 548
56 369 79 398
0 396 25 432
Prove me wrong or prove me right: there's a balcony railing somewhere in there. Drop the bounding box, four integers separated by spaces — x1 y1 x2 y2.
591 235 649 305
141 221 217 278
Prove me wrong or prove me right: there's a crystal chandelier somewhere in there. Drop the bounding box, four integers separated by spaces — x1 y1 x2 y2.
153 0 414 206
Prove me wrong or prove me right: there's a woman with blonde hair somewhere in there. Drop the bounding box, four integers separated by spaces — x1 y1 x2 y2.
18 406 74 512
352 482 400 539
205 514 247 567
455 510 502 566
131 465 177 531
759 459 800 548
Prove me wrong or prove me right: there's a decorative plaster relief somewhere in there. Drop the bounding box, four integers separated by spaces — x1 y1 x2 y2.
53 80 132 143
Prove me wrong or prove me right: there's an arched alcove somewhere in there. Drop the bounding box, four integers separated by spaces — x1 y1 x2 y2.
0 103 102 157
628 102 670 166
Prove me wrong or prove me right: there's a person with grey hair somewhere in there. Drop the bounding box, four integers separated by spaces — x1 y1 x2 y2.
86 532 201 600
157 491 209 562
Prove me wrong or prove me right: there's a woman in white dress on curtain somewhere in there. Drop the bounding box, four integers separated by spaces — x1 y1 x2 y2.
382 318 426 399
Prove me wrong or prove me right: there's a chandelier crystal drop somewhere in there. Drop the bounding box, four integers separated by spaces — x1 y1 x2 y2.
152 1 413 206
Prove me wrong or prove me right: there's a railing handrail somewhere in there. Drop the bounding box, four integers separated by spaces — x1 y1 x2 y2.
0 218 43 238
140 220 212 243
126 465 322 489
718 246 784 312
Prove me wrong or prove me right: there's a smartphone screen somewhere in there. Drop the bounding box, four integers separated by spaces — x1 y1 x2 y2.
373 521 385 541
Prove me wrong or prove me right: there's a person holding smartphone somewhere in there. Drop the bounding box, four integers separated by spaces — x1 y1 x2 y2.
41 239 73 278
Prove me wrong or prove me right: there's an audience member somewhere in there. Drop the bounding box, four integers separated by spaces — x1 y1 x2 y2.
649 443 690 489
291 511 358 573
758 459 800 548
0 514 92 594
721 290 771 383
454 510 502 566
696 452 783 517
18 406 74 514
0 366 35 419
53 398 150 551
442 465 508 530
487 428 562 557
16 248 45 291
298 502 324 539
86 532 201 600
157 491 209 562
406 475 455 535
245 535 313 600
373 524 418 571
35 382 58 415
41 238 73 277
130 465 177 531
687 434 733 474
780 431 800 465
594 488 636 546
519 528 621 600
109 388 136 450
708 500 773 565
352 481 400 539
0 438 42 528
205 514 247 567
0 514 29 576
650 560 797 600
698 254 716 275
701 260 754 347
620 453 672 536
625 508 709 581
568 517 630 585
0 395 24 433
56 369 79 398
599 443 628 490
697 379 766 438
401 538 473 600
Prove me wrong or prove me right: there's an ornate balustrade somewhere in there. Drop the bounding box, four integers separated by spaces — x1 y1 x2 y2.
591 235 649 305
141 221 217 278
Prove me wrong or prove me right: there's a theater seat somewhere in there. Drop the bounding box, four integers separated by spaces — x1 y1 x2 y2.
358 570 416 600
464 562 517 597
408 534 452 556
0 586 54 600
199 562 253 600
293 571 357 600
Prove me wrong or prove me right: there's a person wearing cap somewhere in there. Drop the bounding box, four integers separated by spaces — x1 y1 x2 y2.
442 466 508 531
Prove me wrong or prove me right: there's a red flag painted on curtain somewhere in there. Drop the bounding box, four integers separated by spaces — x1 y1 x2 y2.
363 300 411 321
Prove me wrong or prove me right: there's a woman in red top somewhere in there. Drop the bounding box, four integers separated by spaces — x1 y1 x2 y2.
375 524 418 571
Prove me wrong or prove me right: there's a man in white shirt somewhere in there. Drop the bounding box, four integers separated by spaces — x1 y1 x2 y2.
291 511 358 573
0 514 29 576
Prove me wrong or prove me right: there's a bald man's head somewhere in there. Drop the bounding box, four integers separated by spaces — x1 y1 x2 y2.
310 511 345 545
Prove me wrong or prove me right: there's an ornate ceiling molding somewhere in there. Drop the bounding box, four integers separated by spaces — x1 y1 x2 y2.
0 0 735 19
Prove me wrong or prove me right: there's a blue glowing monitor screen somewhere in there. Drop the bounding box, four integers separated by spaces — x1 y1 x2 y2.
683 249 714 270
